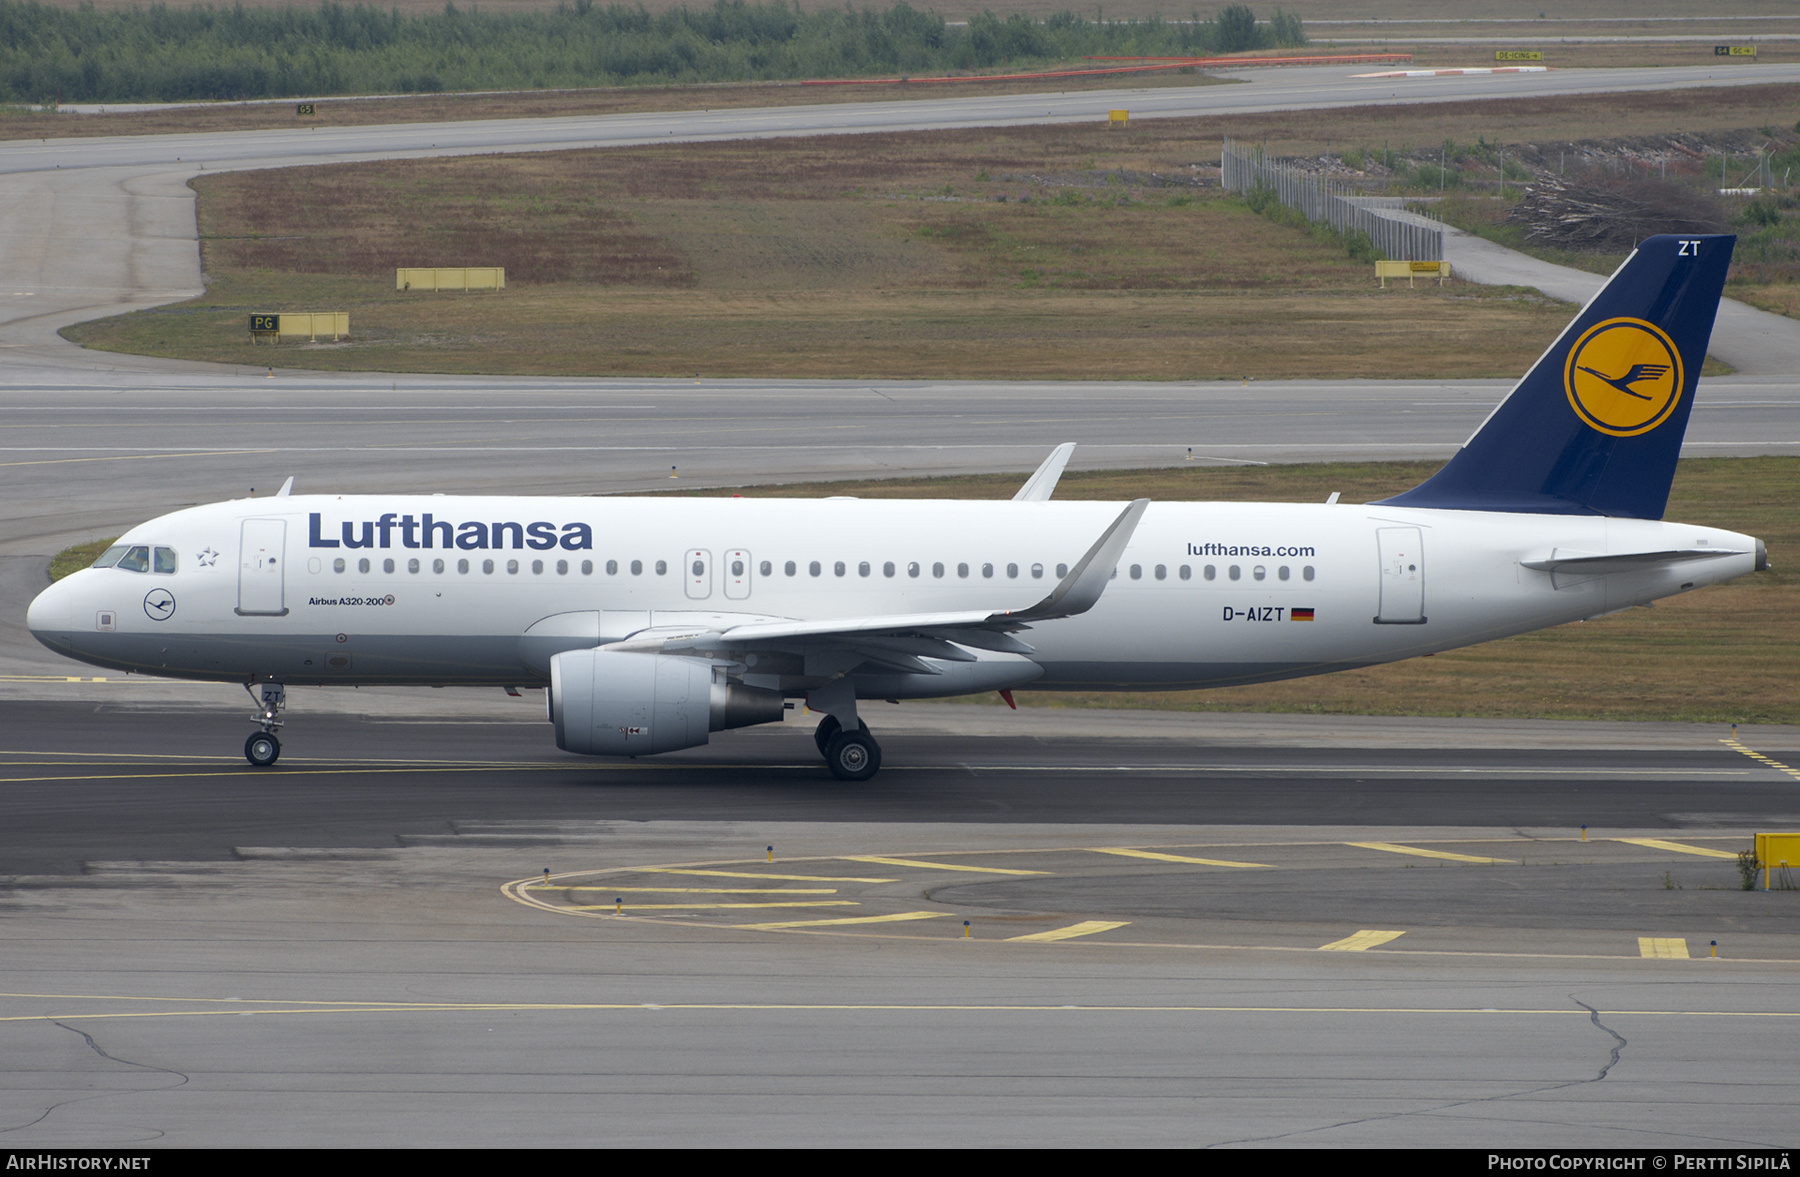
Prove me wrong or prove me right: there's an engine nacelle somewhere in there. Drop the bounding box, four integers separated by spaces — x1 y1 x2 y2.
549 649 784 756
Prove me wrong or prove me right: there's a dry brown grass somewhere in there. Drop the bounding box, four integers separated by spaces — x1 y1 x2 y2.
71 86 1800 377
692 457 1800 724
72 122 1577 379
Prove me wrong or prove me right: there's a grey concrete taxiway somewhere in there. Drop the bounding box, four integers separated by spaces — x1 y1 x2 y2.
4 702 1800 1146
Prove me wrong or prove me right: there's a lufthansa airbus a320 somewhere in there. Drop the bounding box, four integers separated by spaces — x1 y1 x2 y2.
28 235 1766 780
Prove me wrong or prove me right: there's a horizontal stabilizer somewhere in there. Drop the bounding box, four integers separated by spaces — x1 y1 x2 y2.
1519 547 1748 575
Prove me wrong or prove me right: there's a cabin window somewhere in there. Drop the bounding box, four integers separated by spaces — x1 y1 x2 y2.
1056 564 1068 578
691 559 704 577
556 559 568 575
529 559 542 575
360 558 372 574
482 559 494 574
408 558 420 574
759 560 771 577
1229 565 1241 581
835 562 846 577
507 559 519 575
810 561 821 577
383 558 396 574
958 563 969 578
883 562 895 578
859 562 871 578
1179 565 1191 580
1278 565 1289 581
1154 564 1166 580
458 559 470 574
981 563 993 578
1303 565 1315 581
431 558 443 574
1004 563 1017 579
1129 564 1142 580
784 561 796 576
606 559 618 575
654 560 667 576
90 545 129 569
153 547 178 574
1203 565 1216 581
1253 565 1266 581
932 562 944 578
629 560 641 575
333 557 346 573
581 560 592 575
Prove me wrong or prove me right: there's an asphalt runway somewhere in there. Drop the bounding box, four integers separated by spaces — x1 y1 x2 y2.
6 700 1800 878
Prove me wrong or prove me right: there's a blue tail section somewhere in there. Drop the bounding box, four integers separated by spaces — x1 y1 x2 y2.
1377 233 1734 520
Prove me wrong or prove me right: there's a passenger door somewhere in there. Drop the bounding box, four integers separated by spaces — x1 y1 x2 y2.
237 518 288 616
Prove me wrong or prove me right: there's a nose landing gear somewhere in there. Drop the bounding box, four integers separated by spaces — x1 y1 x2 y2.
243 681 285 767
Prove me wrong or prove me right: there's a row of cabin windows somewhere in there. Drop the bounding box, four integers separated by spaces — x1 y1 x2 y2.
328 555 1318 583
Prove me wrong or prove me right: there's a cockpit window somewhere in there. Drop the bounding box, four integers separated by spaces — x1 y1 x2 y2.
90 545 129 569
153 547 178 574
115 546 151 572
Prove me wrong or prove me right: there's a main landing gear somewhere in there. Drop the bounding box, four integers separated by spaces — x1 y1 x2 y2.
814 714 881 782
243 681 285 767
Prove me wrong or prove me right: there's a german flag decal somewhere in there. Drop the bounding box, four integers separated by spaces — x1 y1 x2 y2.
1291 608 1315 621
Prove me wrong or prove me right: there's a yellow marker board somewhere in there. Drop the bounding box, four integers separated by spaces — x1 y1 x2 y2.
1495 51 1542 61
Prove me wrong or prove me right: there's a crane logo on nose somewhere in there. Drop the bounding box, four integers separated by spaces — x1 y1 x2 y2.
143 588 176 621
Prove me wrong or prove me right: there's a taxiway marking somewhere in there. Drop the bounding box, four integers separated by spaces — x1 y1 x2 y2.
733 911 949 931
1616 838 1741 860
1319 930 1408 952
1008 921 1131 943
1347 841 1511 864
844 855 1046 875
1722 737 1800 781
1091 847 1272 869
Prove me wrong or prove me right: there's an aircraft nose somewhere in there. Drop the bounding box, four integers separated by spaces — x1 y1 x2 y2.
27 577 74 650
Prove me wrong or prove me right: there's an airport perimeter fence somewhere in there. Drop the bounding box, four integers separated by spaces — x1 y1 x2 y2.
1221 139 1444 262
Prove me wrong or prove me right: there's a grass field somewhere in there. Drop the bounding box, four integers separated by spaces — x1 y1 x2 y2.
70 83 1800 380
681 457 1799 725
63 103 1676 380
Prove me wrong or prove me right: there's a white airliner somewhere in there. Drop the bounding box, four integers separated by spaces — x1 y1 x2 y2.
28 234 1765 779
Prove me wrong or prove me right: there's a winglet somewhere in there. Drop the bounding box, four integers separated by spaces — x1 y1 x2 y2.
1011 498 1149 621
275 476 295 497
1012 443 1076 502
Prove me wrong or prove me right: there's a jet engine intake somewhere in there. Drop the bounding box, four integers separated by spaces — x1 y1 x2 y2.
549 648 782 756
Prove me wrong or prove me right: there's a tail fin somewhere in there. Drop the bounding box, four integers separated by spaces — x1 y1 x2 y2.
1377 233 1734 520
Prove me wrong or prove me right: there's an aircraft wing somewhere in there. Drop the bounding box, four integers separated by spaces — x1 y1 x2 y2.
603 498 1149 672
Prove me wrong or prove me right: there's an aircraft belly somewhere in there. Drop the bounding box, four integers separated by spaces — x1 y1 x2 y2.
40 630 533 685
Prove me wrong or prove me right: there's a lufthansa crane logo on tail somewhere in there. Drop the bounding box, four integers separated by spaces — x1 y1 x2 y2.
1564 317 1685 437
